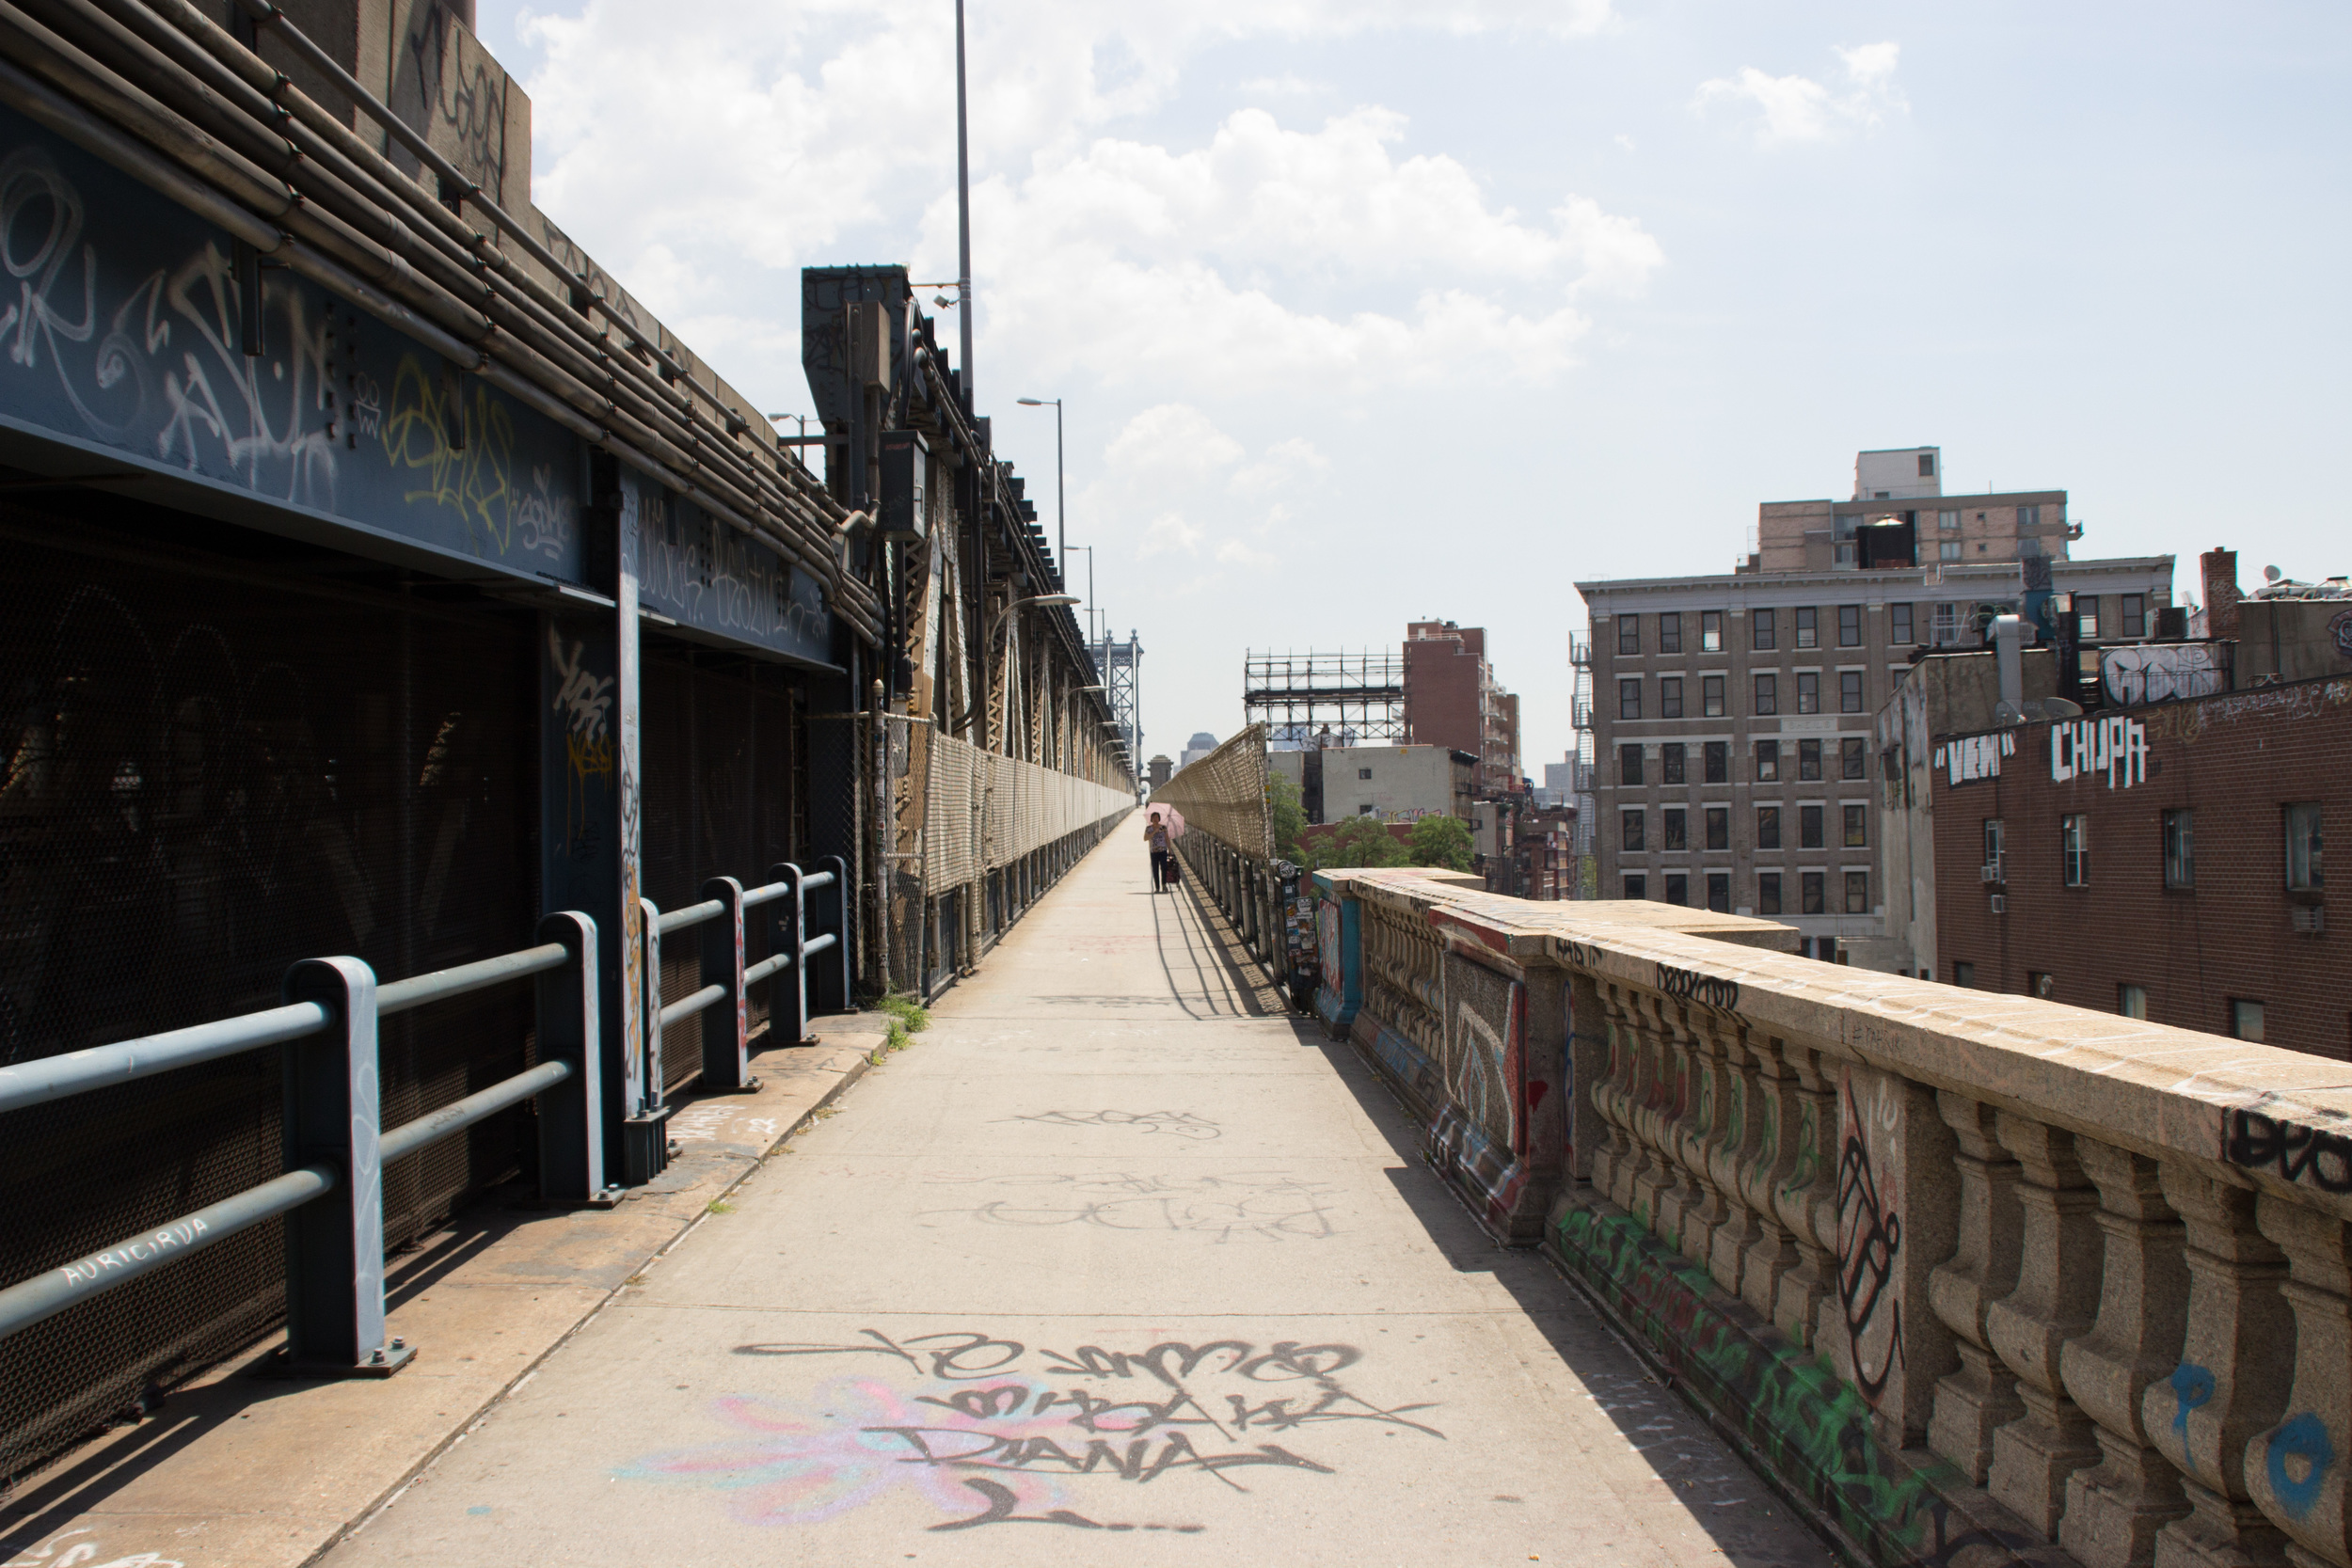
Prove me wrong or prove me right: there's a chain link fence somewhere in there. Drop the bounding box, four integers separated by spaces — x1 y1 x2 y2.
1150 723 1273 860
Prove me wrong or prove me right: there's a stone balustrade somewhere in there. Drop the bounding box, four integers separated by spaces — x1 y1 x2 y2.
1311 866 2352 1568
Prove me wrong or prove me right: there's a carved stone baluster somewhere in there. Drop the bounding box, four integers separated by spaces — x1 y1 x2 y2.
1647 1007 1708 1254
1771 1043 1839 1349
1987 1113 2107 1540
1668 1011 1732 1268
1738 1035 1804 1321
2145 1165 2292 1568
1588 989 1641 1208
1626 998 1680 1229
1931 1091 2029 1486
1612 994 1665 1216
1707 1024 1766 1296
2059 1138 2194 1568
2243 1196 2351 1568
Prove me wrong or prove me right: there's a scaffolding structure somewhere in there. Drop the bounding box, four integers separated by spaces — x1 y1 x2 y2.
1243 649 1406 745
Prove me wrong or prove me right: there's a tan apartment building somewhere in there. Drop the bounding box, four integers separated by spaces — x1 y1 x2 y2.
1574 448 2174 968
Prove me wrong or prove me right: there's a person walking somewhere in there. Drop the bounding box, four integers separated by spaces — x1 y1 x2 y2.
1144 809 1172 893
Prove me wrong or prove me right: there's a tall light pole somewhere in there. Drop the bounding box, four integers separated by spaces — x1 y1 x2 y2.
1015 396 1063 581
954 0 974 416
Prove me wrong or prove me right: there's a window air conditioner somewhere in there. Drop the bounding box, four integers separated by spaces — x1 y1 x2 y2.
1989 895 2007 915
2291 906 2327 934
1979 863 2002 883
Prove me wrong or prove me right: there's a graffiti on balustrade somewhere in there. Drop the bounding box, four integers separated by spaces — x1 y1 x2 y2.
1553 1207 2034 1568
620 1329 1441 1533
637 487 834 664
0 112 586 580
1933 729 2015 787
1006 1110 1222 1140
2223 1100 2352 1196
2049 713 2149 790
1836 1069 1905 1403
919 1171 1338 1242
1442 950 1526 1152
1654 963 1740 1013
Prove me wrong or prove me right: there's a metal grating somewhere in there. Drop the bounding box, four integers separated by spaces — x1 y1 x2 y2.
0 514 537 1486
1152 723 1273 860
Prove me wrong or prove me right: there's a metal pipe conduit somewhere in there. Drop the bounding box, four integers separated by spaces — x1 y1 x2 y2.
0 1164 336 1340
376 942 570 1017
379 1058 572 1164
659 983 726 1031
0 1001 328 1115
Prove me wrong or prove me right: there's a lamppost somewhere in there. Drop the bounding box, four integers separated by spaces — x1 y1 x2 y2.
1015 396 1064 582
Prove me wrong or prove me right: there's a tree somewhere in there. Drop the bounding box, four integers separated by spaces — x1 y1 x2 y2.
1407 814 1474 872
1266 773 1306 863
1312 813 1408 869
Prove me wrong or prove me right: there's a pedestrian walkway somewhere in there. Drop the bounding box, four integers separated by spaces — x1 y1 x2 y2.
321 835 1836 1567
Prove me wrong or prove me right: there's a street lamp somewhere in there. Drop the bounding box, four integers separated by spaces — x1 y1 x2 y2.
1015 396 1064 582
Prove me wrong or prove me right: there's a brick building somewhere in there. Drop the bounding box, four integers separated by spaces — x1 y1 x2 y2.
1932 673 2351 1056
1403 621 1521 794
1579 446 2173 967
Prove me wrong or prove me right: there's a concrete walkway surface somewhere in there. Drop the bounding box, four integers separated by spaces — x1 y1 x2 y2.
301 835 1836 1568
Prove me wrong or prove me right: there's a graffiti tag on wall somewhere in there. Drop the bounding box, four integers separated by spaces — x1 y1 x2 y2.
1934 730 2014 787
2224 1103 2352 1196
2050 714 2148 790
1836 1069 1904 1403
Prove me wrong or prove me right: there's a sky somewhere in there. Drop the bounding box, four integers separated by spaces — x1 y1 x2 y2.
476 0 2351 771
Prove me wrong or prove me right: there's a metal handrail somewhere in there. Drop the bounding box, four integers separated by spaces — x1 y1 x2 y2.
657 898 724 938
0 915 605 1371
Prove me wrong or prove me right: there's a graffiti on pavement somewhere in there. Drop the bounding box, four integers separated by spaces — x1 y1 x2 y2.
919 1171 1337 1242
1005 1110 1222 1141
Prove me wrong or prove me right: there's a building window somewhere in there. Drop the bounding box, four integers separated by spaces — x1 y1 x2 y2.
1756 807 1781 849
1756 739 1780 782
1665 873 1689 906
1799 739 1822 781
2063 813 2090 886
1661 743 1686 784
1954 960 1976 988
1797 673 1820 713
1704 741 1727 784
1938 509 1960 531
1702 675 1725 717
1844 804 1867 847
1838 605 1862 647
1940 541 1963 562
1358 767 1373 780
2164 809 2195 890
1795 607 1819 649
1846 871 1869 914
1932 602 1959 643
1663 809 1688 851
1754 609 1777 651
1800 805 1824 848
1753 673 1777 715
2122 594 2146 639
1984 818 2005 881
1802 872 1825 913
1707 872 1731 912
1699 610 1723 653
1842 737 1866 780
1619 678 1642 721
1358 803 1375 815
1707 807 1729 851
1621 809 1645 852
2076 596 2101 640
1660 612 1683 654
2018 504 2041 531
1618 616 1641 656
2231 999 2265 1042
1624 874 1646 900
1891 603 1914 645
2285 802 2324 889
1758 872 1782 915
1618 743 1644 785
2028 971 2056 999
2119 983 2147 1019
1840 670 1865 713
1661 677 1684 719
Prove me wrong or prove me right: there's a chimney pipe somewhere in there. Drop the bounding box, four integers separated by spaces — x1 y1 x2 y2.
1994 614 2025 720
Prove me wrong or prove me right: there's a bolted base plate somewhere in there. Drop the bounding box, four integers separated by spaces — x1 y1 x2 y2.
255 1340 417 1380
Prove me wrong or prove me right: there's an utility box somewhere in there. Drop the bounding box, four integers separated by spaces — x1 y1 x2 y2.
880 429 929 541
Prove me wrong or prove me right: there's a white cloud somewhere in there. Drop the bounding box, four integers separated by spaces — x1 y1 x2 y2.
1694 41 1906 146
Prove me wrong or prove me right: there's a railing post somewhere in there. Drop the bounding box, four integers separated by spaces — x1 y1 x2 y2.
279 956 406 1375
534 911 612 1205
699 876 755 1090
623 896 672 1186
771 862 810 1044
813 853 852 1014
